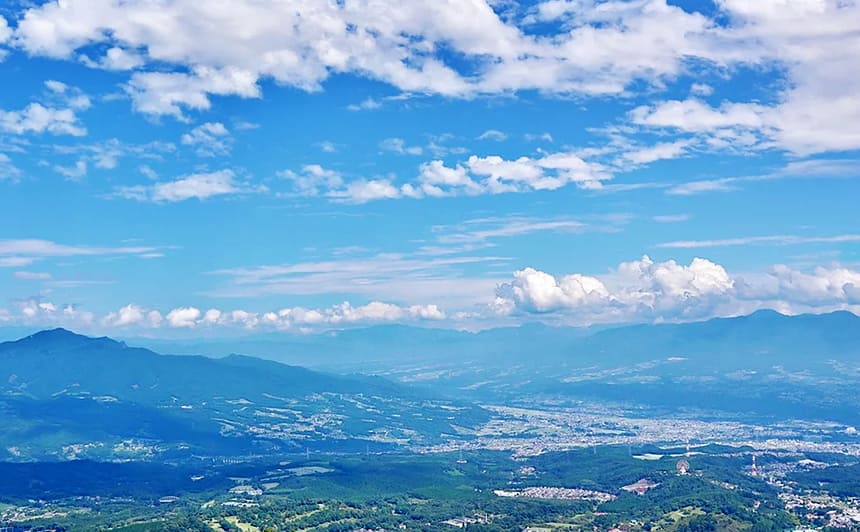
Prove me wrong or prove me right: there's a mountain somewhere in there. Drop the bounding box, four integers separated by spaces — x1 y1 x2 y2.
130 310 860 374
0 328 393 402
139 309 860 425
572 309 860 371
0 329 487 461
129 322 599 371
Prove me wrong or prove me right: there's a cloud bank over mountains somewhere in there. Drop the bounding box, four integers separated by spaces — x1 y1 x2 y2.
3 256 859 335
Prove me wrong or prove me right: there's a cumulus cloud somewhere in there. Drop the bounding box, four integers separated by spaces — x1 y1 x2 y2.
80 46 144 70
5 258 860 332
180 122 231 156
278 164 344 197
0 16 10 46
0 1 744 113
0 80 90 136
112 169 260 202
1 299 449 332
494 256 860 324
175 301 446 330
0 102 87 136
12 298 95 327
102 304 146 327
619 140 692 166
283 148 610 203
624 1 860 156
2 0 858 157
499 268 610 313
379 137 422 155
166 307 202 328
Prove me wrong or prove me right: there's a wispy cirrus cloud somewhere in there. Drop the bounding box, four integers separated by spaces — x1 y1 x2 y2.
0 238 163 267
658 234 860 249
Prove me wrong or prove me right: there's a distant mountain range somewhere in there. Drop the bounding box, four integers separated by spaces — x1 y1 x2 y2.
128 309 860 373
0 328 397 403
0 329 484 461
2 310 859 461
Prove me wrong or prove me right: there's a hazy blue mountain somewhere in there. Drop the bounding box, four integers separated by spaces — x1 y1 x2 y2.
128 322 599 371
577 309 860 370
128 310 860 375
0 328 391 403
0 329 486 461
3 311 858 460
129 309 860 425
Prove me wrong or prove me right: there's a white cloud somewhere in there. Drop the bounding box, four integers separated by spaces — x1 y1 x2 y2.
497 256 733 319
279 164 344 197
690 83 713 96
168 301 448 330
102 304 146 327
0 16 10 46
318 140 337 153
0 257 36 268
477 129 507 141
525 132 554 143
0 239 157 272
619 140 692 166
659 234 860 249
284 147 611 203
738 265 860 306
112 169 259 202
208 252 504 309
622 1 860 156
327 179 405 203
6 259 860 332
667 178 737 196
81 46 144 70
652 214 690 223
139 165 158 180
14 299 449 332
665 158 860 196
379 137 423 155
434 216 600 245
47 139 175 176
499 267 610 313
346 98 382 112
0 80 90 136
180 122 231 156
494 255 860 325
53 159 87 180
12 271 52 280
0 239 159 269
630 99 767 134
0 153 20 180
0 102 87 136
4 0 856 160
279 165 343 196
0 1 733 112
125 66 261 118
166 306 202 328
11 298 95 327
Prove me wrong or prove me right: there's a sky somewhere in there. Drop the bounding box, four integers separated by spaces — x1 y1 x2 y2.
0 0 859 337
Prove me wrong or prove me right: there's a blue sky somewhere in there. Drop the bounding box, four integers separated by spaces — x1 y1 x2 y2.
1 0 859 336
